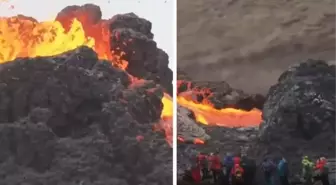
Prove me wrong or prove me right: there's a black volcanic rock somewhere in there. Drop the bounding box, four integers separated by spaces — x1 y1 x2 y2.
260 59 335 143
256 59 335 178
0 47 172 185
55 4 172 95
110 13 153 39
109 17 173 94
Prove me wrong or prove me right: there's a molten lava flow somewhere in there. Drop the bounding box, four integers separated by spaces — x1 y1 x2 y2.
177 95 262 127
0 16 128 69
161 93 173 120
178 136 205 145
0 15 173 146
0 17 91 63
159 93 173 146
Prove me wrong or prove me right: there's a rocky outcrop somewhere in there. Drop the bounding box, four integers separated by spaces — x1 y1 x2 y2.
257 59 335 177
260 59 335 144
0 47 172 185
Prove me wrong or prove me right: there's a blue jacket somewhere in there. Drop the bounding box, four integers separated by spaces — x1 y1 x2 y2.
277 159 288 177
262 159 276 174
223 156 234 167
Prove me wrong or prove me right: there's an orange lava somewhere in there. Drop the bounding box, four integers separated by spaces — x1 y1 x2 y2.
0 16 128 69
177 136 205 145
0 15 173 145
159 94 173 146
177 93 262 127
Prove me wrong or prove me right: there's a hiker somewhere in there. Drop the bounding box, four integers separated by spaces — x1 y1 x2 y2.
261 157 276 185
223 152 234 176
197 152 209 180
221 153 232 185
240 155 257 185
314 157 329 185
277 157 289 185
208 152 222 184
301 155 314 185
231 163 244 185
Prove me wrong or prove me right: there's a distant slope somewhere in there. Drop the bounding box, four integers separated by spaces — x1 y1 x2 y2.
177 0 335 94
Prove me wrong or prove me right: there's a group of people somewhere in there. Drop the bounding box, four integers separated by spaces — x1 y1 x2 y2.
189 152 331 185
190 151 256 185
301 156 330 185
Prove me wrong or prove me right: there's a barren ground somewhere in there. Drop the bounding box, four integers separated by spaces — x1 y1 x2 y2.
177 0 335 94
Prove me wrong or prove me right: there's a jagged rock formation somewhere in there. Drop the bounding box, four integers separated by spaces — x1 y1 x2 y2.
56 4 173 94
255 59 335 177
0 47 172 185
260 59 335 140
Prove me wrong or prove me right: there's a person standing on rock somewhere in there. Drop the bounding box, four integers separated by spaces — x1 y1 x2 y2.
208 152 222 184
277 157 289 185
261 157 277 185
301 156 314 185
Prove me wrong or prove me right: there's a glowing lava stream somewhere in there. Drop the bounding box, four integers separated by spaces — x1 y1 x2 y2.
177 96 262 127
0 16 173 145
160 94 173 146
0 17 128 69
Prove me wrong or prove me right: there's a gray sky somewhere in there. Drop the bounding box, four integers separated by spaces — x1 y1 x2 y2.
0 0 174 68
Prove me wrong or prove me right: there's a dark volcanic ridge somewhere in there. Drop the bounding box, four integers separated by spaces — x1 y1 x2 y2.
0 4 172 185
177 59 335 184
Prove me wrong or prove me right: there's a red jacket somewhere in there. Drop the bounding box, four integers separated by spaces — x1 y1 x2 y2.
233 157 241 165
191 166 201 183
197 154 206 166
231 164 244 176
315 159 327 170
208 155 221 170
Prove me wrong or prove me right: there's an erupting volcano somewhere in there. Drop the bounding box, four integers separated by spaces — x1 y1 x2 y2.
0 4 173 185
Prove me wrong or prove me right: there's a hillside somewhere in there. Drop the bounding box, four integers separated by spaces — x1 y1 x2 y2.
177 0 335 94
